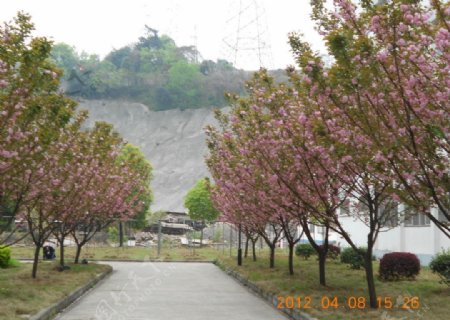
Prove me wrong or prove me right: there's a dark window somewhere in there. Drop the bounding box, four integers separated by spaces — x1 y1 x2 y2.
404 206 430 227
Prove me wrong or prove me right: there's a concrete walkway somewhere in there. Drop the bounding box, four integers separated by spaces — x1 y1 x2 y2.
55 262 288 320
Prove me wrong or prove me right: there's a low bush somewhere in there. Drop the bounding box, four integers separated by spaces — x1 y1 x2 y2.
0 246 11 268
319 244 341 260
379 252 420 281
429 250 450 286
340 247 369 269
7 258 21 268
295 243 315 260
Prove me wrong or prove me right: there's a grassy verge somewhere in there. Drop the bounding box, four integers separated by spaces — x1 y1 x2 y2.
11 245 227 262
218 252 449 320
0 261 111 320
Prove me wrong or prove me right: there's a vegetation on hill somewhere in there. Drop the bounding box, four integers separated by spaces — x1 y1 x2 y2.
51 26 251 110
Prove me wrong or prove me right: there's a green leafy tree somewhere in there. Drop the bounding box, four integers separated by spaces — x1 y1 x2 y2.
117 144 153 229
167 61 202 109
50 43 79 79
184 178 220 247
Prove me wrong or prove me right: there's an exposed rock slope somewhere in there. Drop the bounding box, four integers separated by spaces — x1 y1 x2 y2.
79 100 221 212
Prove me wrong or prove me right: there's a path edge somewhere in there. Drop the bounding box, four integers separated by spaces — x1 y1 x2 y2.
214 259 318 320
29 265 113 320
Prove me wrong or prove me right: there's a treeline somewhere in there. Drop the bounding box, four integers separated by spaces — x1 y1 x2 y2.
51 26 251 110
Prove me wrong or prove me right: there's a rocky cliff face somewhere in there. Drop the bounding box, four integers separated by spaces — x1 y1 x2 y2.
78 100 222 212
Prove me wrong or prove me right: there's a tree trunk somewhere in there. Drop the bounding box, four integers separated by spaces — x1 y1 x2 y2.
237 224 242 266
318 252 326 286
318 226 329 286
119 221 124 247
244 237 249 258
200 227 203 248
251 239 257 261
269 245 275 268
32 245 40 278
74 244 82 264
59 237 65 269
288 242 295 275
365 251 377 308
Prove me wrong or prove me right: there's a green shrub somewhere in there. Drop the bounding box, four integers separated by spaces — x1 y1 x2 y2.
0 246 11 268
8 258 21 268
379 252 420 281
340 247 369 269
429 250 450 286
295 243 315 260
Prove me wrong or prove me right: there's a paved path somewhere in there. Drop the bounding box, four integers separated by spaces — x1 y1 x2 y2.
55 262 288 320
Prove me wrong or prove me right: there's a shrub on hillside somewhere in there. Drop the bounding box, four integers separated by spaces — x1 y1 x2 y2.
0 246 11 268
295 243 315 260
429 250 450 286
318 244 341 260
379 252 420 281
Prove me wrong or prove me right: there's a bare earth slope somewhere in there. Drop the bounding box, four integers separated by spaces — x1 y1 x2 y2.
79 99 221 212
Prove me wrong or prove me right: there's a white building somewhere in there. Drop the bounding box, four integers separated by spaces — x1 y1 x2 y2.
336 205 450 265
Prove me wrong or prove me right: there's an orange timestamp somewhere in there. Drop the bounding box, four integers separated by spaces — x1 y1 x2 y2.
277 295 421 310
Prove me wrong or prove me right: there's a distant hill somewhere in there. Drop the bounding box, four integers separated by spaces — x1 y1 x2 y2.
79 99 223 212
52 27 289 111
52 27 248 111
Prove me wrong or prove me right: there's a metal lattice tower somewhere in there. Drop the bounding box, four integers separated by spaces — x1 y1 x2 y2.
221 0 273 70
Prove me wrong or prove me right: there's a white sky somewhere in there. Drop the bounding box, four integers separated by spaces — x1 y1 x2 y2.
0 0 326 70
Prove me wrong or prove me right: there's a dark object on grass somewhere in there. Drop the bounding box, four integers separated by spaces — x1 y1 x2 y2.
57 265 71 272
81 259 88 264
43 246 56 260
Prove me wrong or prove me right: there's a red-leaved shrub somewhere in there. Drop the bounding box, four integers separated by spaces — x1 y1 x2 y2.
379 252 420 281
318 244 341 260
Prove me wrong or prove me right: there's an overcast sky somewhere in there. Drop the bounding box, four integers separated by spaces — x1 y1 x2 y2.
0 0 326 70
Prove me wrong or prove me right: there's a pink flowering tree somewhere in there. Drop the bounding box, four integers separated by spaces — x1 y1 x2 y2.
206 119 287 270
285 0 450 306
291 0 450 236
0 13 76 246
220 70 348 285
66 124 150 264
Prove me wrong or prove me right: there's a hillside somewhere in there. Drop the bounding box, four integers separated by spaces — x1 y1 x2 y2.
79 99 222 212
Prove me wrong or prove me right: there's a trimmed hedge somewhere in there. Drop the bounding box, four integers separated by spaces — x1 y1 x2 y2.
379 252 420 281
295 243 315 260
341 247 365 269
429 250 450 286
340 247 375 269
0 246 11 268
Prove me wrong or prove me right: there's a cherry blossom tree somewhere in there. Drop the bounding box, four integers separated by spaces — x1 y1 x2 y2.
0 12 76 246
291 0 450 236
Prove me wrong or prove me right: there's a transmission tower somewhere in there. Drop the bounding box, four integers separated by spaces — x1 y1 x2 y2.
221 0 273 70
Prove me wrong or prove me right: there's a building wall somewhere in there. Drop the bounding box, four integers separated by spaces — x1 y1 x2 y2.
337 207 450 265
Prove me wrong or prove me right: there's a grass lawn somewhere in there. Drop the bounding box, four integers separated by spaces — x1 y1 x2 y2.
0 261 111 320
218 251 449 320
11 244 226 262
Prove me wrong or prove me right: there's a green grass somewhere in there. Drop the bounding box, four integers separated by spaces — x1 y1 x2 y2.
0 261 111 320
11 244 225 262
218 251 450 320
